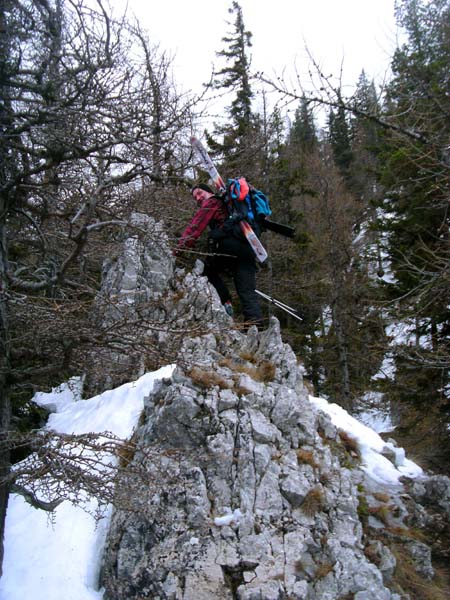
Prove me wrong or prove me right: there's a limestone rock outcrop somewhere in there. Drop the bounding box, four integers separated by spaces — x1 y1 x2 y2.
98 215 450 599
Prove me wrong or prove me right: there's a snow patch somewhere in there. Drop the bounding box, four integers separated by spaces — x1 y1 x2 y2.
214 508 243 527
309 394 423 486
33 376 84 413
0 365 175 600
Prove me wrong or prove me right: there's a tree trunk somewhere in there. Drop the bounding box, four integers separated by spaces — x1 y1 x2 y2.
0 218 11 576
332 300 352 411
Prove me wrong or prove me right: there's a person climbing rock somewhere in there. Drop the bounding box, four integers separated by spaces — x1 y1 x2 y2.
174 183 263 328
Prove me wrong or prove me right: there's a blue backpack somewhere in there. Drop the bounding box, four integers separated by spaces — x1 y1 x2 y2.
225 177 271 236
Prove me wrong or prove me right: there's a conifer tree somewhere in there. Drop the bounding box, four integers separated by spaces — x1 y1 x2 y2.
280 97 319 218
290 97 318 154
379 0 449 422
328 105 353 182
207 1 258 175
350 71 383 203
255 0 449 466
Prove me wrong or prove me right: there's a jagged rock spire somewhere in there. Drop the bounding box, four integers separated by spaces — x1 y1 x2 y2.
98 214 449 599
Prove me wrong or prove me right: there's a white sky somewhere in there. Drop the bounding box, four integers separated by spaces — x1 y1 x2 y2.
113 0 401 97
0 363 423 599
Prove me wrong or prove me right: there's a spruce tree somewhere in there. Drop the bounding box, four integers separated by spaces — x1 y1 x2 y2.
289 97 318 155
328 105 353 182
207 1 258 175
379 0 449 426
349 71 383 203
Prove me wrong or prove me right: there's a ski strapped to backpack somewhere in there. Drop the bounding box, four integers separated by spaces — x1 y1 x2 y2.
191 136 295 260
191 137 268 263
190 136 226 194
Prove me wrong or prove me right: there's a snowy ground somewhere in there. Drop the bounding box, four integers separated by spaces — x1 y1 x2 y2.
0 367 423 600
0 366 175 600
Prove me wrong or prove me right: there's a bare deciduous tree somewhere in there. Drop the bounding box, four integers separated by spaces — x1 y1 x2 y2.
1 428 184 520
0 0 198 571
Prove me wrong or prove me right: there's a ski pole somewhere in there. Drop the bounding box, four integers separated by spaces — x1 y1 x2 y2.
256 289 299 314
255 290 298 313
255 290 303 321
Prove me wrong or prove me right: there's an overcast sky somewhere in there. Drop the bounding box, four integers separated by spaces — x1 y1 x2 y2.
114 0 401 93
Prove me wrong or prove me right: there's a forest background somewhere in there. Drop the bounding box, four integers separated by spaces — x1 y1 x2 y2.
0 0 449 569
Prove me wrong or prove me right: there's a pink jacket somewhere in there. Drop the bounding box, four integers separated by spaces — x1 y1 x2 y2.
178 196 228 250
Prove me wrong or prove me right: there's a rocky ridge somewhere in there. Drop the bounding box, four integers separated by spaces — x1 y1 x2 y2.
98 214 450 600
